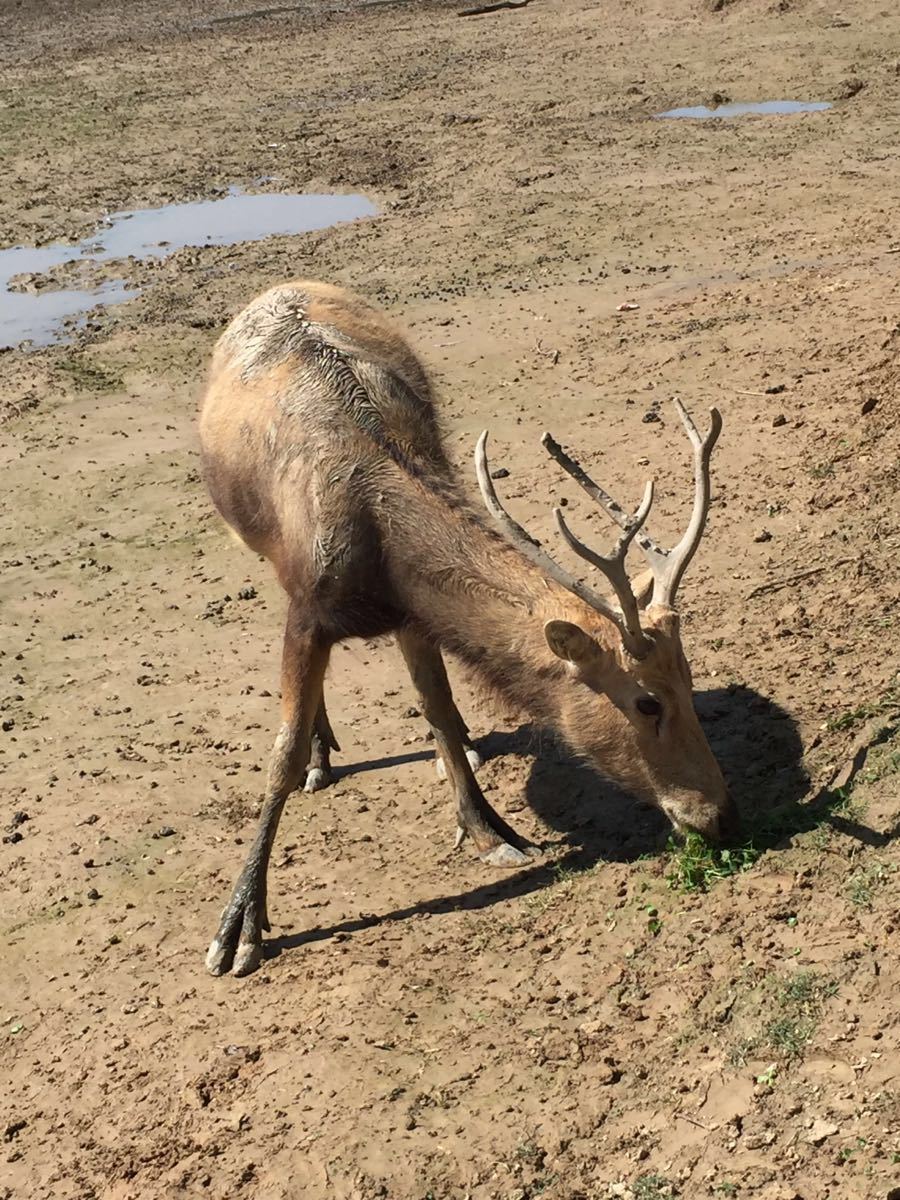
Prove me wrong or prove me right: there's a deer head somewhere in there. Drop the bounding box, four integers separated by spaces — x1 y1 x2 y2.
476 399 738 844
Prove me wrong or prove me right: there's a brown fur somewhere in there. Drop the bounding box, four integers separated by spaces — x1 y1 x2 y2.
200 280 737 844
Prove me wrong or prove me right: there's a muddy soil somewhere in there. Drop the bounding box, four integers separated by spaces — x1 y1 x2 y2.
2 0 899 1197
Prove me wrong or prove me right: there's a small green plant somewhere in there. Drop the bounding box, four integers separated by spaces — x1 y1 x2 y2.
764 970 837 1059
532 1174 560 1194
633 1175 677 1199
862 745 900 784
514 1139 544 1164
715 1183 738 1197
838 1138 868 1163
732 971 837 1066
809 460 835 479
644 904 663 936
848 861 892 908
755 1063 778 1088
825 687 900 733
665 832 758 893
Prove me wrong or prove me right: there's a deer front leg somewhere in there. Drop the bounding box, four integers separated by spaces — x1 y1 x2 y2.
397 628 537 867
206 609 330 978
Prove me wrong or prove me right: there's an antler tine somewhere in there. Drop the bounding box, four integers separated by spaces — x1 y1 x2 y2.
649 400 722 608
474 432 642 647
541 432 670 577
542 401 723 612
552 480 654 645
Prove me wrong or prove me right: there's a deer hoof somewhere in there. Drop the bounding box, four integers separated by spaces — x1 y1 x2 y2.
205 937 233 977
465 746 484 772
206 927 265 978
480 841 533 868
304 767 331 793
231 939 264 977
436 747 483 781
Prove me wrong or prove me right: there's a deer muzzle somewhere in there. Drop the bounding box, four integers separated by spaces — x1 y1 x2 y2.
662 787 740 846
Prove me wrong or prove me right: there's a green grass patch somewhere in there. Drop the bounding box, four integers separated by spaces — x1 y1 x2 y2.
57 355 124 393
765 970 837 1058
664 779 868 894
665 832 758 892
825 687 900 733
732 969 838 1066
632 1175 678 1199
847 861 893 908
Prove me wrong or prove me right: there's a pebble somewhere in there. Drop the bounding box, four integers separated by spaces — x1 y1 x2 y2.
805 1118 838 1144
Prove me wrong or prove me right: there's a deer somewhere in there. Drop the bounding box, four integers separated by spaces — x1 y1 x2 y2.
198 279 738 977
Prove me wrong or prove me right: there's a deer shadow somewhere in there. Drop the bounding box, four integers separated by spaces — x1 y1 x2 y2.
475 682 815 867
263 681 876 963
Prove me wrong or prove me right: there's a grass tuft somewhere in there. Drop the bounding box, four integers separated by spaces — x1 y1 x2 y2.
664 779 868 894
731 969 838 1066
632 1175 678 1199
665 832 758 892
57 355 123 393
847 861 893 908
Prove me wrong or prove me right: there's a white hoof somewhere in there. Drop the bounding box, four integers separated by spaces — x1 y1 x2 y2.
436 747 483 781
465 746 483 772
481 842 532 868
304 767 331 793
231 940 263 977
206 938 229 976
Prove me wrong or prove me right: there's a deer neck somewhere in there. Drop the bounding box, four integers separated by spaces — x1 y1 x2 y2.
385 490 609 724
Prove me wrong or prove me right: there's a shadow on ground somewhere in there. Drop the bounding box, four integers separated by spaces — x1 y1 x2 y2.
264 682 869 964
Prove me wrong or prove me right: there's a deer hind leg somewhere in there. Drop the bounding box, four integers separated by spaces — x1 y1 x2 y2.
304 698 340 793
397 628 538 867
434 703 483 781
206 605 331 977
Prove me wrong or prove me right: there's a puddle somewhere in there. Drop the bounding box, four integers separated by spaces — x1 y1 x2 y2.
3 281 141 350
0 187 377 350
656 100 832 120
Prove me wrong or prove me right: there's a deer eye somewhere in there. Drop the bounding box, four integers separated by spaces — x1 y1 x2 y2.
636 695 663 718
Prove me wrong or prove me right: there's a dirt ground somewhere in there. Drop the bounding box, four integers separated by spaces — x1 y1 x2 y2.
2 0 900 1196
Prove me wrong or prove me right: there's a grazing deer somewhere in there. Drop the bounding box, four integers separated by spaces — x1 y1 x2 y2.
199 280 737 976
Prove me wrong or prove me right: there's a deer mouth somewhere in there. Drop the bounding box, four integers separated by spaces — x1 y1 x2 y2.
661 791 739 845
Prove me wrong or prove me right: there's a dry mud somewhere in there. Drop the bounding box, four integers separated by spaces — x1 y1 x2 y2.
1 0 899 1197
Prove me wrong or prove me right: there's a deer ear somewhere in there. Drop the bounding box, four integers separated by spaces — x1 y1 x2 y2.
544 620 602 666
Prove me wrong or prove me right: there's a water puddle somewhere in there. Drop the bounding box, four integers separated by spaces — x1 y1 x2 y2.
0 187 377 350
655 100 832 120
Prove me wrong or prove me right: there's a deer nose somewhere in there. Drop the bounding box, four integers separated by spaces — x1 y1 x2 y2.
716 791 741 844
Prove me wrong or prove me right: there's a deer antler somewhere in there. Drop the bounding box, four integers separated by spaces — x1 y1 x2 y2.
551 479 654 648
475 432 653 657
541 398 722 610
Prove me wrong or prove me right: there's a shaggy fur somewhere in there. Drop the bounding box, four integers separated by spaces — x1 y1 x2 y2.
200 280 737 840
